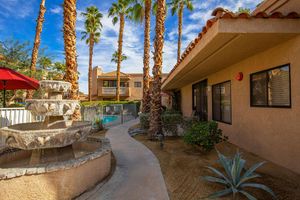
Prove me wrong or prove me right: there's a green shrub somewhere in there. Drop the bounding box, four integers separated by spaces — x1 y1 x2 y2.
81 100 140 107
183 121 227 151
7 103 25 108
93 117 103 130
139 113 150 129
163 109 181 115
203 151 276 200
181 117 199 131
139 112 183 135
162 113 182 136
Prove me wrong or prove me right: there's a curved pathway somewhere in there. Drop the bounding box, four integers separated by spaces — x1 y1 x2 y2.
78 119 169 200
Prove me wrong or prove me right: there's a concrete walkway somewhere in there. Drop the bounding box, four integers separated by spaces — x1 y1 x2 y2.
78 119 169 200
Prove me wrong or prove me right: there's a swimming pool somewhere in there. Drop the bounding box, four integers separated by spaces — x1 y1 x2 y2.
102 115 119 124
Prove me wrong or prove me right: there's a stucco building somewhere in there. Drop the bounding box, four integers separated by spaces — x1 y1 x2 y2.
162 0 300 174
92 66 170 104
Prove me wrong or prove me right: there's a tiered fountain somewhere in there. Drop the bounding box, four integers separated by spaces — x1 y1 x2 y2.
0 80 111 200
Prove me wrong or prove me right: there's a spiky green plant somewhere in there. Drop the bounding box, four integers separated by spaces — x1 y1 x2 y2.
202 151 276 200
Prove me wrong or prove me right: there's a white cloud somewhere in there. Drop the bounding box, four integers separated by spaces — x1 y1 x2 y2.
0 0 35 18
50 7 62 15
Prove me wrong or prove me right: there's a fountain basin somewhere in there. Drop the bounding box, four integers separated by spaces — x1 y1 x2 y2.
26 99 80 116
0 138 111 200
0 121 92 150
40 80 71 93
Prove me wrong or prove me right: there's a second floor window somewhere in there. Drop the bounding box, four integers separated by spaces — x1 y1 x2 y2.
134 81 142 88
103 80 128 87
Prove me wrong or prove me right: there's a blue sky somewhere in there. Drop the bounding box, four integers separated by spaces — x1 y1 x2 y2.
0 0 261 93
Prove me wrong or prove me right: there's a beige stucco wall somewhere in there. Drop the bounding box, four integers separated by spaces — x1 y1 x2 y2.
128 75 143 101
92 67 103 99
0 152 111 200
180 36 300 174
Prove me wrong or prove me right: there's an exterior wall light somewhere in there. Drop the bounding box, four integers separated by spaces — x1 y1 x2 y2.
236 72 244 81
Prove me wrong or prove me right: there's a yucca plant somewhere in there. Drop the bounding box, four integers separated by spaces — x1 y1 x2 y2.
202 151 276 200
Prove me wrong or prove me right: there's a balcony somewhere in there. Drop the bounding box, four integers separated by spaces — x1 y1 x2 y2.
100 87 130 96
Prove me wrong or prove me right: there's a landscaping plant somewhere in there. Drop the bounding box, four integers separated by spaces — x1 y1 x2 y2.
162 113 182 136
93 117 103 131
203 151 276 200
139 113 150 129
183 121 227 151
139 110 182 136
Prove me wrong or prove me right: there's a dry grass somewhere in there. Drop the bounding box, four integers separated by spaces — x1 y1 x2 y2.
133 133 300 200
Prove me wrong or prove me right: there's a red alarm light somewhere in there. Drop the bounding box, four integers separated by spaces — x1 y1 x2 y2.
236 72 243 81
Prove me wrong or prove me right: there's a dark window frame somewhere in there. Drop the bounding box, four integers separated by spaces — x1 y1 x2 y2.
134 81 142 88
250 64 291 108
212 80 232 125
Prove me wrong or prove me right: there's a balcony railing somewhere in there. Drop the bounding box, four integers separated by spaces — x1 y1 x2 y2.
101 87 130 96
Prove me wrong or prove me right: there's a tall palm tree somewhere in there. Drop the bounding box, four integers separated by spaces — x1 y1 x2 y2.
27 0 46 99
63 0 80 120
169 0 193 62
108 0 132 101
149 0 166 138
131 0 152 113
81 6 103 102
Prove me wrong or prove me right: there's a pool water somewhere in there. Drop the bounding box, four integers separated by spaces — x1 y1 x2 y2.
102 115 118 124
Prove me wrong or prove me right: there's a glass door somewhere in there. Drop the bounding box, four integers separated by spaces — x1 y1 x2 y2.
192 79 208 121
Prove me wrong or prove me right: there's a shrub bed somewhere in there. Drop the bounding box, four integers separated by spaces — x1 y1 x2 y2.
139 110 183 136
183 121 227 151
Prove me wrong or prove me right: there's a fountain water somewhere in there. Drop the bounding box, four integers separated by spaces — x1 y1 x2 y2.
0 80 111 200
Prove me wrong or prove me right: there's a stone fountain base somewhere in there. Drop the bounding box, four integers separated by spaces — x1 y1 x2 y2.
0 138 111 200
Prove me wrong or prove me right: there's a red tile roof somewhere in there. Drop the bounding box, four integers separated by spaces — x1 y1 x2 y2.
163 7 300 87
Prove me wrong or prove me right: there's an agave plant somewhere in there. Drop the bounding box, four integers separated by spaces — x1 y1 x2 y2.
203 151 276 200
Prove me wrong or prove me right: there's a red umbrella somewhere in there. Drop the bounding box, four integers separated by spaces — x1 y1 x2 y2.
0 67 40 107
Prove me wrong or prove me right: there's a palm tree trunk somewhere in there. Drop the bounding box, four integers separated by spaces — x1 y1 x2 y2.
88 34 94 102
177 1 183 62
149 0 166 138
63 0 80 120
116 13 125 101
142 0 151 113
27 0 46 99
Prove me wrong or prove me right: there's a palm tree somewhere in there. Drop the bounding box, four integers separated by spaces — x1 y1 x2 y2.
27 0 46 99
81 6 103 102
148 0 166 138
38 56 52 79
131 0 152 113
108 0 132 101
111 50 127 63
169 0 193 62
63 0 80 120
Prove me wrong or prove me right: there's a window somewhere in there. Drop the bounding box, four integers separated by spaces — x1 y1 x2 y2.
103 80 128 87
134 81 142 88
212 81 231 124
250 64 291 107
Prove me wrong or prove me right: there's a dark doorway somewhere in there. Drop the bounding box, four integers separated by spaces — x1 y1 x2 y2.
192 79 208 121
172 90 181 112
